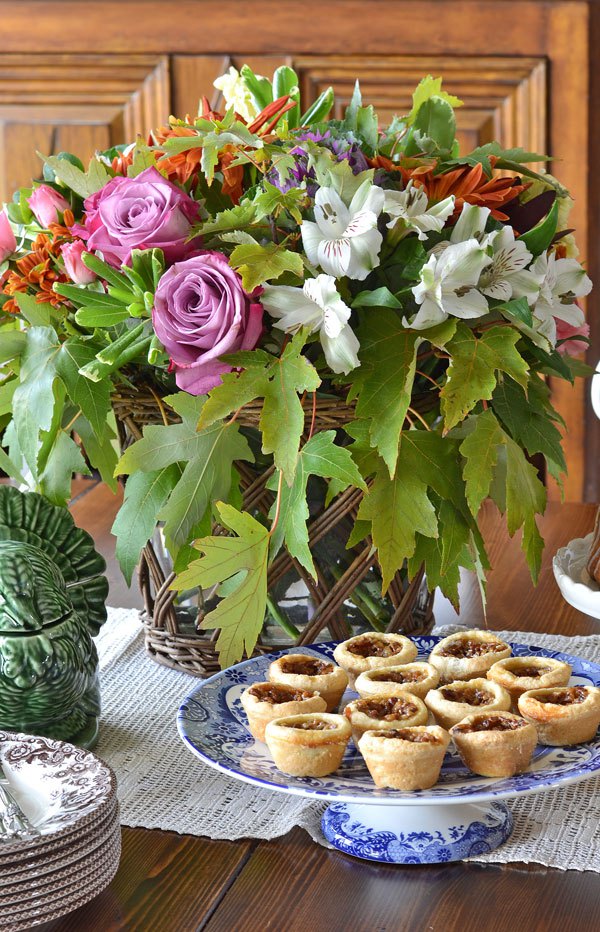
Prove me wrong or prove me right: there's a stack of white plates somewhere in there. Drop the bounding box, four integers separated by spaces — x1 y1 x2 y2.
0 731 120 931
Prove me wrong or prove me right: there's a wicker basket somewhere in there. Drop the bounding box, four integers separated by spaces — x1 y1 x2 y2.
113 384 435 676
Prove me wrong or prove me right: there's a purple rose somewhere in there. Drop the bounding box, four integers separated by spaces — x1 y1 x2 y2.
72 166 200 268
152 252 264 395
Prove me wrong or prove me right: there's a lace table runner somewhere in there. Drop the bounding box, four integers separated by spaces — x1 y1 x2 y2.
96 608 600 871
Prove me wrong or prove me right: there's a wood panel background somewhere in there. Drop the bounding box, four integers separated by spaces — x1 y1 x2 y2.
0 0 596 502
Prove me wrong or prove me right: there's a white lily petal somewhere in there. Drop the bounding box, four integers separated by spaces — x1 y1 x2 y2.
350 180 384 216
314 187 350 238
437 239 492 288
344 228 383 281
321 322 361 374
301 220 322 267
535 312 557 345
344 209 378 238
451 203 490 243
554 258 592 298
480 279 513 302
261 284 322 332
318 237 352 277
508 269 542 302
549 300 585 327
443 288 489 319
306 274 352 323
409 298 448 330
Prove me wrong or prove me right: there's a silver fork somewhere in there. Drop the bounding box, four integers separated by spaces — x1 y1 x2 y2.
0 760 40 841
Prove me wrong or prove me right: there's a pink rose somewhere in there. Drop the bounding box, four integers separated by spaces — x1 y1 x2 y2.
152 252 264 394
0 211 16 262
61 240 96 285
72 166 200 268
28 185 70 227
555 317 590 356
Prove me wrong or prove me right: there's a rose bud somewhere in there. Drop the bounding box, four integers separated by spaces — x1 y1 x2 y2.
0 210 16 262
60 240 96 285
28 184 70 227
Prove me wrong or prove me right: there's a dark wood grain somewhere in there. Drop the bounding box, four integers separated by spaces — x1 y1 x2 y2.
45 492 600 931
41 828 254 932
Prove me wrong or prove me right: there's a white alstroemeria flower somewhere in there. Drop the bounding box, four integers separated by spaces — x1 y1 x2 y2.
478 226 541 303
529 251 592 344
301 181 384 281
213 67 259 123
384 181 455 241
410 239 492 330
428 203 490 257
261 275 360 374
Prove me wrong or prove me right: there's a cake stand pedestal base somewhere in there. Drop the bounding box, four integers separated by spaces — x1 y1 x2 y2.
321 800 513 864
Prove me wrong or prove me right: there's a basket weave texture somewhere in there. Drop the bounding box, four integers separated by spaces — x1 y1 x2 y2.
113 386 435 677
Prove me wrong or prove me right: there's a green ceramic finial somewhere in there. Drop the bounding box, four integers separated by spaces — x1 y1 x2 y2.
0 487 108 749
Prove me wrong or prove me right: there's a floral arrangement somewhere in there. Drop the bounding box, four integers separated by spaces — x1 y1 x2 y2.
0 66 592 667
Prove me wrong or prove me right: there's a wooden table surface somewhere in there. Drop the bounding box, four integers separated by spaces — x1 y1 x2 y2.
41 483 600 932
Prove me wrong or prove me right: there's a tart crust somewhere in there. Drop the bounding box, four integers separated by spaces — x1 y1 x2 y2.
344 694 428 744
358 725 450 790
264 713 351 777
355 662 440 701
240 682 327 742
450 711 537 777
425 678 511 730
429 631 511 683
487 656 572 707
268 653 348 712
333 634 418 688
518 685 600 746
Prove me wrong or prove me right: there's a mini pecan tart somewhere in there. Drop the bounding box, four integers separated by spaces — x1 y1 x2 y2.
429 631 511 683
358 725 450 790
518 685 600 746
425 678 511 730
332 633 418 688
487 656 572 707
355 662 440 701
344 694 428 744
450 711 537 777
268 653 348 712
240 682 327 742
264 713 351 777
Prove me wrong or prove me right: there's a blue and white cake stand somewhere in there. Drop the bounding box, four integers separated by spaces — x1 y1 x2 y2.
177 636 600 865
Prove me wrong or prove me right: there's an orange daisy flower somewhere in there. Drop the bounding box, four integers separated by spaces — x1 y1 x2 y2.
371 155 527 222
2 233 70 314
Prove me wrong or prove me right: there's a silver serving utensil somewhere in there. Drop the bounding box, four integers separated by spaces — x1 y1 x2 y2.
0 759 40 841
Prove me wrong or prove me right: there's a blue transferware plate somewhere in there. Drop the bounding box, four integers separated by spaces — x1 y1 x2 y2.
177 636 600 806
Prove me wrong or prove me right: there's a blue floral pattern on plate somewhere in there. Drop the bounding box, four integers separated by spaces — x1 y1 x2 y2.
177 637 600 806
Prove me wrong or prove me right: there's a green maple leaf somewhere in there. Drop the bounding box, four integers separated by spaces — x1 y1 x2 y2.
408 76 463 125
492 377 566 482
440 324 529 430
350 309 419 476
268 431 366 577
38 432 89 506
12 327 61 476
56 339 111 438
259 335 321 482
459 410 506 516
252 181 305 223
358 458 438 593
112 465 181 584
229 242 304 291
115 393 253 546
505 436 546 582
197 364 270 430
173 503 270 668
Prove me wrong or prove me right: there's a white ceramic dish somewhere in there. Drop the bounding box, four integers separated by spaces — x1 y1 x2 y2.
553 533 600 620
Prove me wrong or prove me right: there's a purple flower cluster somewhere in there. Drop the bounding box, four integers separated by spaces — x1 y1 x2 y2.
269 130 369 195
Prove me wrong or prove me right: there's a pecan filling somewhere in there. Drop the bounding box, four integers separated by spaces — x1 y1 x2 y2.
349 697 417 721
287 720 336 731
369 670 424 684
502 660 551 678
248 683 311 704
347 636 405 658
536 686 587 706
279 657 334 676
453 716 527 733
440 685 493 706
370 728 440 743
438 639 507 658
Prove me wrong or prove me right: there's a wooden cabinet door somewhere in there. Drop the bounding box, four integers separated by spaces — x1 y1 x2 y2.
0 0 593 500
